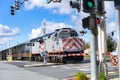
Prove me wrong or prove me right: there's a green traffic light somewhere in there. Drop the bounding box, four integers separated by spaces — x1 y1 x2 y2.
46 0 52 3
88 2 93 8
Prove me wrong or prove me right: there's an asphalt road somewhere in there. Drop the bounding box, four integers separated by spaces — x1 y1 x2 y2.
6 60 91 79
5 60 118 80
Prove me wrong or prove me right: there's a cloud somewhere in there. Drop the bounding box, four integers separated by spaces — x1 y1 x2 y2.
0 24 20 50
25 0 72 14
107 22 116 33
0 24 19 37
105 1 115 21
26 1 116 42
29 19 73 39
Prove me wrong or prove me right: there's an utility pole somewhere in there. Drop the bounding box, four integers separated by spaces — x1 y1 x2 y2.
43 22 47 64
8 41 12 61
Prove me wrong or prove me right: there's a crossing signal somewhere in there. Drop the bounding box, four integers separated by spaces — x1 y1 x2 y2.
82 16 99 29
83 0 95 13
82 16 90 29
11 6 15 15
96 17 100 24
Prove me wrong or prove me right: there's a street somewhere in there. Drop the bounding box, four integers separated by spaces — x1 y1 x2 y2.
4 59 118 80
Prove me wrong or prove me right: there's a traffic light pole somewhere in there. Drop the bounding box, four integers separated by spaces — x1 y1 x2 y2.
115 7 120 78
90 38 97 80
90 24 98 80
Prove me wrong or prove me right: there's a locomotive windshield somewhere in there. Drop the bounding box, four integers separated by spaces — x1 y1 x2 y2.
70 30 78 37
58 29 78 39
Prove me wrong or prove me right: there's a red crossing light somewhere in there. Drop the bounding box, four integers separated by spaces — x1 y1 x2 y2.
96 17 100 24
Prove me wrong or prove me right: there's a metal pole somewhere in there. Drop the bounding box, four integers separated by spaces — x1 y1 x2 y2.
90 0 99 79
90 28 98 80
115 8 120 78
43 22 47 64
97 1 108 79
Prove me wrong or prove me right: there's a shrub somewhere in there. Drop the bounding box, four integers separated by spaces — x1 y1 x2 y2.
99 73 106 80
74 71 88 80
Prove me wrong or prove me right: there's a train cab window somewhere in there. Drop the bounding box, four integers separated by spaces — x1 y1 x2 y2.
59 31 69 39
70 31 78 38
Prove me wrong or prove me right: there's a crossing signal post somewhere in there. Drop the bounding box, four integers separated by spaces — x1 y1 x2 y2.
11 6 15 15
70 0 81 13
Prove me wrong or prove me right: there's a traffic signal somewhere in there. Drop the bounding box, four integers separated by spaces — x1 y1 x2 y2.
114 0 120 9
15 0 20 10
53 0 61 2
111 32 114 36
83 0 95 13
82 16 100 29
46 0 52 4
97 1 104 14
11 6 15 15
70 0 81 13
46 0 61 4
96 17 100 24
82 16 90 29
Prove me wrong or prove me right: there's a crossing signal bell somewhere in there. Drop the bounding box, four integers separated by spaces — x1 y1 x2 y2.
70 0 81 13
11 6 15 15
83 0 95 13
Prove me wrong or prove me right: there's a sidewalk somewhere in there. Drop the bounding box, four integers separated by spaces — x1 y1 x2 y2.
64 72 119 80
0 62 58 80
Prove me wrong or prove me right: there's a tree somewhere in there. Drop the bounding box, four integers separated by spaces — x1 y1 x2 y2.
107 35 116 52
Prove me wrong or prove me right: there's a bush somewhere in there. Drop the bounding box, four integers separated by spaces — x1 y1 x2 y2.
99 73 106 80
74 71 88 80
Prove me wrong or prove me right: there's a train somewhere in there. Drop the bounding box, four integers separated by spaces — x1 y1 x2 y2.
0 28 84 63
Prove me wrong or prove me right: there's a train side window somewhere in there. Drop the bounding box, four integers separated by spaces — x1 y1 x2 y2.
52 36 57 41
39 40 44 44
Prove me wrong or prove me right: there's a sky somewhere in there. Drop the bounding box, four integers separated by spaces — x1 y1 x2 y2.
0 0 116 50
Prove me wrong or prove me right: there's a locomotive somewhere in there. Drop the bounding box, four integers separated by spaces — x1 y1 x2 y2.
30 28 84 63
0 28 84 63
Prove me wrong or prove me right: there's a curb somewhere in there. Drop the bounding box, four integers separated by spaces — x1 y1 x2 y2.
24 63 61 67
